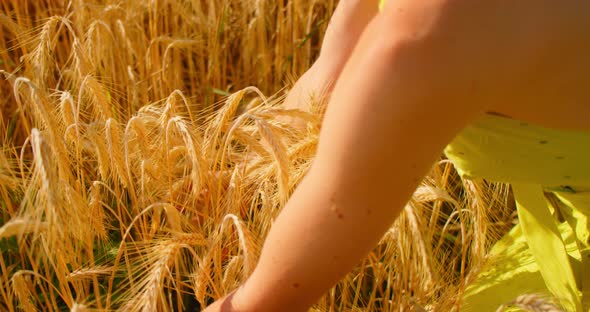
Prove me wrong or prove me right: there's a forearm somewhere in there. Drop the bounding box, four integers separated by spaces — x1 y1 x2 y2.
233 167 409 312
229 3 491 309
283 0 378 114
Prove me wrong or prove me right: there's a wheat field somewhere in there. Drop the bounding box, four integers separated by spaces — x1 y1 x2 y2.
0 1 520 311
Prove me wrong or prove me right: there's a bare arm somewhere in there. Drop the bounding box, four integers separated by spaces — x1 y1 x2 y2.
205 0 590 310
228 2 490 311
282 0 378 114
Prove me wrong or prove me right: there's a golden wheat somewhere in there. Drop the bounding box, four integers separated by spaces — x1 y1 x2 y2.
0 1 518 311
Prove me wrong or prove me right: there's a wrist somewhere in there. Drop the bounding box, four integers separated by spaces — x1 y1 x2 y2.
312 55 346 83
283 60 339 114
223 286 251 312
302 58 343 101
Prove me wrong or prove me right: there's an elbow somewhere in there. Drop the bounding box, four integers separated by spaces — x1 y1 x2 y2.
365 8 476 101
376 0 490 91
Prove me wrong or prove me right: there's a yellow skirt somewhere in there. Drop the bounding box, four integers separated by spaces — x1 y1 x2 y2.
444 114 590 311
460 189 590 311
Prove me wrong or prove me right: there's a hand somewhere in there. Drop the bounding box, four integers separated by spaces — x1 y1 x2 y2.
282 1 378 118
202 290 242 312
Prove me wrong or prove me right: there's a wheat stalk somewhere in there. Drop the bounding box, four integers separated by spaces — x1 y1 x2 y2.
0 1 515 310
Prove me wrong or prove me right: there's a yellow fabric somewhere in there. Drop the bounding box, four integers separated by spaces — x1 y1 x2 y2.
512 184 581 311
556 192 590 305
445 114 590 311
376 1 590 308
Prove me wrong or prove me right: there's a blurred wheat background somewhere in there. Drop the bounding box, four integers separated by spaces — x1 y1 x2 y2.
0 1 519 311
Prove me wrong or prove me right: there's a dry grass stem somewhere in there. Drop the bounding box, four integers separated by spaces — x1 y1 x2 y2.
0 1 518 310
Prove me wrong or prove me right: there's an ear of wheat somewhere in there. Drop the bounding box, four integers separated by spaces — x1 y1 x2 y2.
0 1 516 310
496 294 565 312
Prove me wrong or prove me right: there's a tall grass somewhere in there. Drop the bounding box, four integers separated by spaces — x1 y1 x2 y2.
0 1 517 311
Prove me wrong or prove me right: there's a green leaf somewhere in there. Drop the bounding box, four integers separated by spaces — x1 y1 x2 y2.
211 88 231 96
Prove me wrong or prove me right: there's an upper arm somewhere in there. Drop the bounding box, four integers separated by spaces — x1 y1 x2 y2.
312 2 489 214
233 4 492 310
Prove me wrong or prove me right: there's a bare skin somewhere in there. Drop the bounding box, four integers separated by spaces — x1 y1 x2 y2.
281 0 379 118
205 1 590 311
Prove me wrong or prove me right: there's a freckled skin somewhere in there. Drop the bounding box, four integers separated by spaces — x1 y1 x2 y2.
205 1 590 311
330 196 345 219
